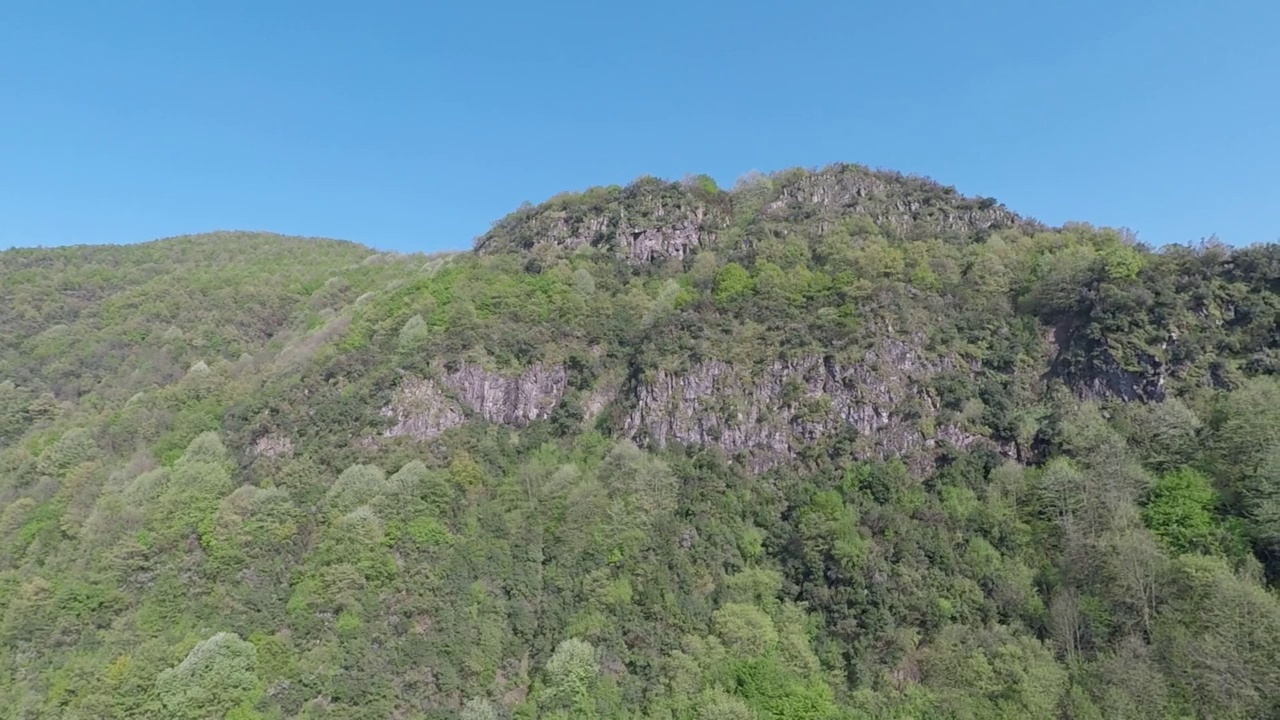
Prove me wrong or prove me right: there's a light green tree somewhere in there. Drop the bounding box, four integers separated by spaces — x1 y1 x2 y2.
697 687 759 720
1153 554 1280 719
460 697 501 720
154 632 261 719
714 263 754 303
1143 468 1218 555
323 463 390 515
712 604 778 659
541 638 600 718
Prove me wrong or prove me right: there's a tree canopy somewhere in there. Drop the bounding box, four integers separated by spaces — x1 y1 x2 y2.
2 167 1280 718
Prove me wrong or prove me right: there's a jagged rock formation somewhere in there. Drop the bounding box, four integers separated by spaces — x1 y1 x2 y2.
378 337 991 472
382 376 467 440
381 363 567 440
251 432 295 459
1070 346 1169 403
474 164 1027 265
475 177 725 264
367 309 1198 476
763 164 1026 236
623 337 987 472
445 362 567 426
1047 325 1172 403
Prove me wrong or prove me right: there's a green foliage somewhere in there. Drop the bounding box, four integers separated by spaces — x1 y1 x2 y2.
1118 398 1202 472
713 604 778 658
685 173 721 195
714 263 754 303
1143 468 1220 554
154 632 262 719
324 463 391 515
540 638 600 717
1101 242 1144 281
204 485 300 572
460 697 502 720
917 625 1067 719
731 656 838 720
696 687 759 720
397 313 431 351
1154 554 1280 719
1242 445 1280 556
4 174 1280 719
1206 378 1280 485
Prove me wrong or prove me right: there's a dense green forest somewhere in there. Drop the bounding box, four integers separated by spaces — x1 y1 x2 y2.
3 165 1280 719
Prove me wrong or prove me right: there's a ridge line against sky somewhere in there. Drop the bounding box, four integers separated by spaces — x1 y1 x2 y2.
2 0 1277 252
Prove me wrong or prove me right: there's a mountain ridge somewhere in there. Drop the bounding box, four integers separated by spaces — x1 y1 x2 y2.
2 165 1280 719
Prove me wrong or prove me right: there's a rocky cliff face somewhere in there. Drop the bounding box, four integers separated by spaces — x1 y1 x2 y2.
381 363 567 441
416 166 1048 469
475 178 724 265
1073 348 1169 402
445 363 567 426
250 432 295 459
764 164 1025 236
486 207 715 265
614 216 711 264
623 337 987 472
379 340 989 472
475 165 1027 266
382 376 467 441
1047 325 1171 403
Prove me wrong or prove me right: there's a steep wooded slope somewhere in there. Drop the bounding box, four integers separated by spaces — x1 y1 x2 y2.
3 165 1280 719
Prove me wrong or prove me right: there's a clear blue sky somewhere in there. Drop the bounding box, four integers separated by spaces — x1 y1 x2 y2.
2 1 1277 251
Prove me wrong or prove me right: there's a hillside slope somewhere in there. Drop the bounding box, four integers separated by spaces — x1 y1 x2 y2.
3 166 1280 719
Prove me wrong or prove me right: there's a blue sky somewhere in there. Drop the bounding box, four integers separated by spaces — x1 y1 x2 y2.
2 1 1276 252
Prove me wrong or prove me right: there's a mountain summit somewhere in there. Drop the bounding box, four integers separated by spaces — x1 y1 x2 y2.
2 166 1279 719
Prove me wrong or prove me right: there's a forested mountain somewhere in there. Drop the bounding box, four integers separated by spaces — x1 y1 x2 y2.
3 164 1280 719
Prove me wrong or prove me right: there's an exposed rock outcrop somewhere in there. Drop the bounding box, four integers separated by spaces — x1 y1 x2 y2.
765 164 1025 235
475 180 721 265
1047 326 1170 403
1075 348 1168 402
582 384 617 422
624 337 987 472
615 218 709 264
380 363 568 441
381 377 466 440
476 166 1028 268
379 340 993 473
251 432 295 459
442 363 567 426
